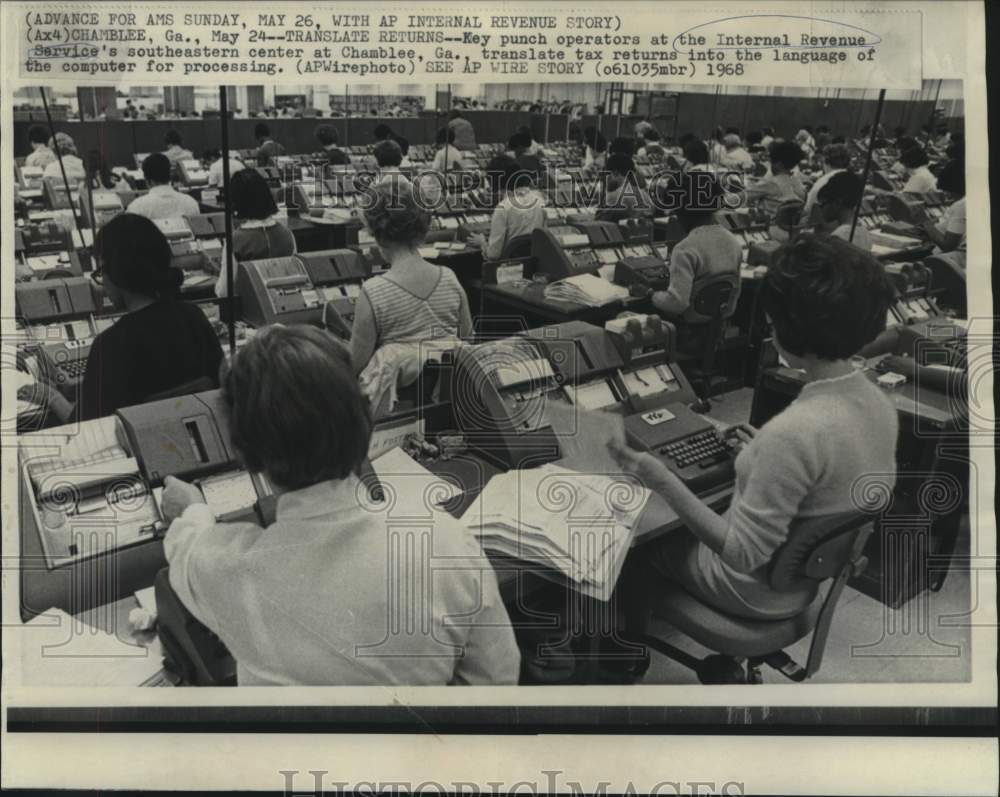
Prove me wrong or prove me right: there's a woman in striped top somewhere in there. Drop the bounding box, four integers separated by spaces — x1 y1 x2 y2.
350 182 472 412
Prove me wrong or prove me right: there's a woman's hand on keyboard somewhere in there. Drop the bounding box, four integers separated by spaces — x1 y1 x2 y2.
724 423 757 452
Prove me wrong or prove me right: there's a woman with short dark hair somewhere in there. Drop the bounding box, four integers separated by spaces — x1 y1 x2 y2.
923 158 966 254
68 214 223 419
163 129 193 164
25 124 56 169
651 172 743 320
432 126 463 173
582 126 608 174
596 153 647 222
747 140 806 210
614 235 897 629
471 154 546 260
815 171 873 252
314 124 350 167
160 324 519 685
900 146 937 193
350 182 472 413
254 122 285 166
213 168 296 298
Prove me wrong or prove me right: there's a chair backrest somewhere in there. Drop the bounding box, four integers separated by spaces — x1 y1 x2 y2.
689 273 740 321
501 234 534 260
154 567 236 686
769 511 871 592
923 253 967 316
772 199 804 233
144 375 215 403
770 511 874 678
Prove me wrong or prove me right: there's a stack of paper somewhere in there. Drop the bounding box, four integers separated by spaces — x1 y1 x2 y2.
544 273 629 308
869 229 922 250
371 447 460 518
462 464 649 601
19 609 164 687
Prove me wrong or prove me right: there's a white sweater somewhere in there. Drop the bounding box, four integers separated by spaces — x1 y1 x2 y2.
696 370 899 618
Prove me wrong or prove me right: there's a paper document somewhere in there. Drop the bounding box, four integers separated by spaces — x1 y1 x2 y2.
545 403 627 477
371 447 460 515
134 586 157 614
544 274 629 307
19 609 163 687
463 463 648 601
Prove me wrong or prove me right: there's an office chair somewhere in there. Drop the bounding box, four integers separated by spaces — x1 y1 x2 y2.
679 273 740 413
154 568 237 686
637 511 874 684
771 199 805 240
923 253 967 317
144 375 216 403
395 359 444 410
41 269 75 280
500 234 534 260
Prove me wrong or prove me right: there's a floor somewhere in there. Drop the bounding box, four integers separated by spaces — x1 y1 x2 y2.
639 388 974 685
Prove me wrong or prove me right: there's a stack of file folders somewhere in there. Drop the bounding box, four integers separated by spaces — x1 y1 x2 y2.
461 464 649 601
544 273 629 307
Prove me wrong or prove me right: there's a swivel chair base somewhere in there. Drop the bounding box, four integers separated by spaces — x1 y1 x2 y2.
638 635 808 684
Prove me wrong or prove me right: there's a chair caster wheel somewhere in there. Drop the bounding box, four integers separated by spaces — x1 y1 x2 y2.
696 654 745 684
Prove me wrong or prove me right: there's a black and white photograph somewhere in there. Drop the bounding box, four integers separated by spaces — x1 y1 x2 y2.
1 1 996 793
9 77 977 686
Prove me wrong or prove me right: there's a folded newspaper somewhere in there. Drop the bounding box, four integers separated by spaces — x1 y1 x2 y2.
462 463 649 601
544 273 630 307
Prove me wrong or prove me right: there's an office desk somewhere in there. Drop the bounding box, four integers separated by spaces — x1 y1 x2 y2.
425 448 733 602
193 206 360 252
872 235 934 263
288 216 361 252
420 244 484 284
477 281 649 336
74 597 173 686
58 403 735 686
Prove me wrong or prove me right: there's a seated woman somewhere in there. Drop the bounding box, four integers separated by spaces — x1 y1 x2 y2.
314 124 351 167
470 155 546 260
682 138 714 174
596 153 649 222
42 132 86 181
41 213 224 421
612 236 897 629
582 126 608 176
507 131 545 180
161 324 519 685
922 158 965 255
214 168 297 298
899 146 937 193
651 172 743 320
746 140 806 211
516 124 542 156
636 128 666 160
431 126 464 173
205 148 246 188
814 171 874 252
350 182 473 414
